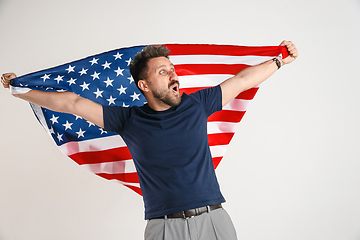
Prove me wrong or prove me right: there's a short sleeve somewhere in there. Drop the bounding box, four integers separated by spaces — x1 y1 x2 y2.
189 85 222 117
102 105 128 133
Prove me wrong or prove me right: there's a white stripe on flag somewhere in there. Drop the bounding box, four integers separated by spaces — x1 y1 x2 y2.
179 74 234 88
170 55 274 66
210 145 228 158
30 103 52 135
81 159 136 174
59 135 127 156
110 180 140 189
10 86 32 94
223 99 251 111
207 122 238 134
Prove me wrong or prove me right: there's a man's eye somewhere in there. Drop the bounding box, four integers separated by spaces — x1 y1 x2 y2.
160 70 166 75
171 68 175 72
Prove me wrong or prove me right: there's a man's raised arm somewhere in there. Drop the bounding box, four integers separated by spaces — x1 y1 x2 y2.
1 73 104 128
220 40 298 107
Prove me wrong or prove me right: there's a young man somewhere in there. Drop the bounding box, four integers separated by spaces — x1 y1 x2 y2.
2 41 298 240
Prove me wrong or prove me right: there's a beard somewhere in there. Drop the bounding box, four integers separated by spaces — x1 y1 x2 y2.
152 81 181 107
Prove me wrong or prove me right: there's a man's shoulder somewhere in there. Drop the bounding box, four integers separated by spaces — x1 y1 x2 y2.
103 104 143 118
186 85 221 100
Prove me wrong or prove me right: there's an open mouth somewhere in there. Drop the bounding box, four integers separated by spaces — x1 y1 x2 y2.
170 82 179 94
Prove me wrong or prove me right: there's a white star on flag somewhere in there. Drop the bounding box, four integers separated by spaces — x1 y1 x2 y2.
50 114 59 124
76 128 86 138
63 120 73 130
67 78 77 86
130 92 140 101
128 76 134 84
54 75 64 84
80 82 90 91
104 77 114 87
90 58 99 65
107 95 117 105
79 68 88 75
41 74 51 82
93 88 103 98
91 71 101 80
87 121 95 127
117 85 127 95
57 133 63 142
113 52 123 60
114 67 124 76
102 61 112 69
65 65 75 73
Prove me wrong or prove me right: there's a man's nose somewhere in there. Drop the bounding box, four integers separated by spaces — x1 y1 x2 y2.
169 70 178 80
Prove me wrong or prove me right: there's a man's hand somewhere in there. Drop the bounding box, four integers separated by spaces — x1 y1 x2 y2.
280 40 298 65
1 73 17 89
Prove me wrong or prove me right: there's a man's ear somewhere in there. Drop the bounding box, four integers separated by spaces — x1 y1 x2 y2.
138 79 149 93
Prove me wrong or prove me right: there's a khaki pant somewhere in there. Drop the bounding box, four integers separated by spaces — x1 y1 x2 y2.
145 208 237 240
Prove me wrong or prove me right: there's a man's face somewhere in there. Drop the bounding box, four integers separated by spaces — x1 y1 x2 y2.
145 57 181 108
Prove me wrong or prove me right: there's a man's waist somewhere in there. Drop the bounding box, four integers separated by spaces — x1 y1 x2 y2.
149 203 222 220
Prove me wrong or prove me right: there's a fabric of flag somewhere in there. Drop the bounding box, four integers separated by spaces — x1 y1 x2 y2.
11 44 289 195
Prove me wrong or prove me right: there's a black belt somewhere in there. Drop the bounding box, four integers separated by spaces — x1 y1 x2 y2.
150 203 222 220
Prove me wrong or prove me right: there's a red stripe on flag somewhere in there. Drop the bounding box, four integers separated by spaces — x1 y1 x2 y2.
175 64 248 76
165 44 289 58
124 185 143 196
208 133 234 146
97 172 140 183
69 146 132 165
208 110 246 123
212 157 223 169
237 87 259 100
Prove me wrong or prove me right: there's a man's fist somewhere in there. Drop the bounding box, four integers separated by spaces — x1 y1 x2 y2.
280 40 298 65
1 73 17 89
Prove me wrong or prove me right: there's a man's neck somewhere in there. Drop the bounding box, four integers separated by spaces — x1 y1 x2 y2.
146 97 172 112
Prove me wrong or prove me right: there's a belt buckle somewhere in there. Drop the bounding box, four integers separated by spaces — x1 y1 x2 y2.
182 211 194 220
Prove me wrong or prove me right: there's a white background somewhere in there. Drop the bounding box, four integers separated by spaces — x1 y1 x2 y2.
1 0 360 239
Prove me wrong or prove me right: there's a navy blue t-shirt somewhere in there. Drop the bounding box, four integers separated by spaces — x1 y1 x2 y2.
103 85 225 219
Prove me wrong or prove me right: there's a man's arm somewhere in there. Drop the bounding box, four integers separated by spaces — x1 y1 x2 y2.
220 40 298 107
1 73 104 128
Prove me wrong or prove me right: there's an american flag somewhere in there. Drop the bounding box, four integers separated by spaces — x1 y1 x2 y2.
11 44 289 195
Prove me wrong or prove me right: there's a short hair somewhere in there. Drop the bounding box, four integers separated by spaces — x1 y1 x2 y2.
129 45 171 91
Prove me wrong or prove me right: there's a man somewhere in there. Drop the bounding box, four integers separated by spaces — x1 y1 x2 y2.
2 40 298 240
